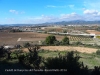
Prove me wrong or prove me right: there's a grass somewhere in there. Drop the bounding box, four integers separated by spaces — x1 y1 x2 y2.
0 49 100 72
38 50 67 58
38 50 100 69
96 36 100 39
0 58 36 75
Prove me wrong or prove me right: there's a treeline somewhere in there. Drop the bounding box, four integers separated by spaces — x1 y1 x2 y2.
10 29 22 32
0 45 100 75
42 35 69 46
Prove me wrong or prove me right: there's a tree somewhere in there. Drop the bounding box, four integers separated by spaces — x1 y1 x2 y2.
61 36 69 45
96 50 100 55
0 46 12 59
91 66 100 75
6 49 12 59
43 51 89 75
10 29 22 32
54 40 60 46
62 30 67 33
45 35 57 45
28 45 41 69
23 42 30 48
0 46 7 57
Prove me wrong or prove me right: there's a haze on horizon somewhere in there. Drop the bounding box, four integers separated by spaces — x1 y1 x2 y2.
0 0 100 24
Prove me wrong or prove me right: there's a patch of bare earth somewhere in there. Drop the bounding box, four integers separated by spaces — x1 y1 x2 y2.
86 30 100 35
40 46 97 53
0 32 64 45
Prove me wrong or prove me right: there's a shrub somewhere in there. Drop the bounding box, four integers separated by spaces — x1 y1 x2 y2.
41 41 47 46
61 36 69 45
45 35 57 45
73 41 83 46
43 51 89 75
23 42 30 48
96 50 100 55
54 40 60 46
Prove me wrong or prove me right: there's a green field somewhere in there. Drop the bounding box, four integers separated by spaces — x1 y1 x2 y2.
8 49 100 69
0 49 100 75
38 50 100 69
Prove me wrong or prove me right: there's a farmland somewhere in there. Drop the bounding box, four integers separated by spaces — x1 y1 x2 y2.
68 36 93 41
1 26 100 75
22 46 98 53
0 32 94 45
86 30 100 35
0 32 64 45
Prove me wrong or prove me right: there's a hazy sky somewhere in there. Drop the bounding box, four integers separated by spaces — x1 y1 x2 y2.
0 0 100 24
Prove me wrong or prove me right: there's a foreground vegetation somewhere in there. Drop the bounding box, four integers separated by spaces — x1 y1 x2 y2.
0 45 100 75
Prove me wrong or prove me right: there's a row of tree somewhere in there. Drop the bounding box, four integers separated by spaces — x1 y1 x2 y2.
23 35 70 47
43 35 69 46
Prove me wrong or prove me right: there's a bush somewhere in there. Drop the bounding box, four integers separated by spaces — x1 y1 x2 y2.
43 51 89 75
54 41 60 46
73 41 83 46
45 35 57 45
0 46 7 57
61 36 69 45
41 41 47 46
23 42 30 48
96 50 100 55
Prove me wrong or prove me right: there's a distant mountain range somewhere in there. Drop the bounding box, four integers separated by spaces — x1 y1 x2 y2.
1 20 100 26
41 20 100 25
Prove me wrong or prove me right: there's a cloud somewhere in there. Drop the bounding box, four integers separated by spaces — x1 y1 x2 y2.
9 10 25 14
68 4 82 11
25 12 100 24
84 9 98 14
84 9 100 16
83 9 100 20
21 13 84 24
3 9 100 24
60 13 83 20
25 15 58 24
46 5 67 8
9 10 18 14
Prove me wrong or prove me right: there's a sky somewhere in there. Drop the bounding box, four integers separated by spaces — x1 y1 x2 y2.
0 0 100 24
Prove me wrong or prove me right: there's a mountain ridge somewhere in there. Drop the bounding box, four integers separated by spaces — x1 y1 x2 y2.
1 20 100 26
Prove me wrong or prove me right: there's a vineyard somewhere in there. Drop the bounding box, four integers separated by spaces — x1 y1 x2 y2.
68 36 93 41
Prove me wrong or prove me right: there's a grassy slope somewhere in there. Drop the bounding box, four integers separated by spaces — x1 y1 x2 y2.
0 50 100 75
0 58 36 75
38 50 100 69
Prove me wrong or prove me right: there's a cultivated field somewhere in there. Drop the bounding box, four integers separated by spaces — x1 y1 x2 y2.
41 46 97 53
0 32 64 45
86 30 100 35
0 32 95 45
0 32 100 69
68 36 93 41
22 46 98 53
